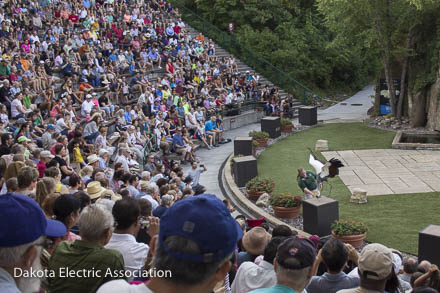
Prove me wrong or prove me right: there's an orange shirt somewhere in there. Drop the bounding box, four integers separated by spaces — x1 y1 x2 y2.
196 34 205 42
20 58 30 71
78 44 88 55
79 83 92 92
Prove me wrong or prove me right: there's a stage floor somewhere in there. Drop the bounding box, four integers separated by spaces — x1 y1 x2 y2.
322 149 440 195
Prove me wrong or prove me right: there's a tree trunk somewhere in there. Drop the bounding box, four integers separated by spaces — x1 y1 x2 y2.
410 88 427 127
369 0 397 116
397 29 413 120
374 77 381 115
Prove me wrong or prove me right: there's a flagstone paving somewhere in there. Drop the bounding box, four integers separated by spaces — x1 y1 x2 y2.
322 149 440 195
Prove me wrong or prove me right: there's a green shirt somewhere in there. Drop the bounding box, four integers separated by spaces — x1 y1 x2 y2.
298 171 318 191
183 103 190 114
48 240 125 293
23 95 31 109
0 64 9 77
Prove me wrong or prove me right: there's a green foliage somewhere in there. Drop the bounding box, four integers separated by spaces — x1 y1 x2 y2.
331 219 369 236
245 177 275 193
280 118 292 126
269 193 302 208
248 131 269 140
189 0 378 94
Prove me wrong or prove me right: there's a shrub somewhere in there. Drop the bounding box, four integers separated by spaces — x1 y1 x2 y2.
269 193 302 208
245 177 275 193
248 131 269 140
280 118 292 126
331 219 368 236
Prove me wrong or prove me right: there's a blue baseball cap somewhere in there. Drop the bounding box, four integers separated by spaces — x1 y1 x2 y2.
159 194 243 263
47 124 56 130
0 193 67 247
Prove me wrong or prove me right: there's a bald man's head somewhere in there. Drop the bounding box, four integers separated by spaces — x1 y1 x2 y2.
403 257 418 274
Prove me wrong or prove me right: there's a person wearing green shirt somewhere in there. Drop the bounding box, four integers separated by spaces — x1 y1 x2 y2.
183 101 190 114
0 59 10 77
297 168 320 199
48 204 125 293
173 95 181 106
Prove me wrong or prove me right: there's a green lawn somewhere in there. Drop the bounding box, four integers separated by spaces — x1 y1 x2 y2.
257 123 440 254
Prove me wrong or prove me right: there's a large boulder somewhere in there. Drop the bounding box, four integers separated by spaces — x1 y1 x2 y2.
350 188 367 204
256 193 270 207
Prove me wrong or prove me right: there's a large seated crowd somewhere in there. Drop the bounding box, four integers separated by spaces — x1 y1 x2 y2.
0 0 438 293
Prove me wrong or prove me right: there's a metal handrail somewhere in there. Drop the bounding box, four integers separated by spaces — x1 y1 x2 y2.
171 1 321 105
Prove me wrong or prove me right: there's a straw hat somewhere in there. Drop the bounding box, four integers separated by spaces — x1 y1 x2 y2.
87 154 99 165
86 181 106 200
242 227 271 255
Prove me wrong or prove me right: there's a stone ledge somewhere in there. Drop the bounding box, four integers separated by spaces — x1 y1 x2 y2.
223 153 310 237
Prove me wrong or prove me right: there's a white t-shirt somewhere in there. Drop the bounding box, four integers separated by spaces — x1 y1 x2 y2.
11 99 23 118
56 118 67 132
97 280 153 293
81 100 94 117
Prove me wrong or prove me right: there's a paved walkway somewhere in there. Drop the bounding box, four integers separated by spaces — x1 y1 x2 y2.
322 149 440 195
318 84 374 121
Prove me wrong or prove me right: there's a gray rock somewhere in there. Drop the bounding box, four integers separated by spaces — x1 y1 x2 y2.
256 193 270 207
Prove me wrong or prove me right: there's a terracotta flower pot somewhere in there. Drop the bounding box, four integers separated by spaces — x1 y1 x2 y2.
255 138 268 147
331 232 367 249
281 124 293 133
273 205 301 219
246 189 265 201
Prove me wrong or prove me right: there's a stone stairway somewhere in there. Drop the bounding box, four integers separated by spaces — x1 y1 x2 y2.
185 25 305 117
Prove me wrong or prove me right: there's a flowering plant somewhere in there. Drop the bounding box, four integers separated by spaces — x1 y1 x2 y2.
269 193 302 208
280 118 292 126
248 130 269 140
245 177 275 193
331 219 368 236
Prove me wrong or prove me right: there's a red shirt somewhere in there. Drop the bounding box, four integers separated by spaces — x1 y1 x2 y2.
37 161 47 178
69 14 79 23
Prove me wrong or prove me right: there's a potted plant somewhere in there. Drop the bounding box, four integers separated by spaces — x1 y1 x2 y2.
252 140 260 156
269 193 302 219
331 219 368 248
249 131 270 147
280 118 294 133
245 177 275 201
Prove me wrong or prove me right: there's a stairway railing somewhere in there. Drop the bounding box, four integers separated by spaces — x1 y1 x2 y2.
170 1 321 105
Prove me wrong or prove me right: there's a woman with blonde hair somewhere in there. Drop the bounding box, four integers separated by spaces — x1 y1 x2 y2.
79 165 93 184
36 177 57 206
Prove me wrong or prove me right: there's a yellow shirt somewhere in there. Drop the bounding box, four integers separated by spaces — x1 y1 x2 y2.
162 89 171 100
73 147 84 163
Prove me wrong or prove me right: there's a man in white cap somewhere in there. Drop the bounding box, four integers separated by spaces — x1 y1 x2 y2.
337 243 394 293
98 149 110 169
81 94 95 117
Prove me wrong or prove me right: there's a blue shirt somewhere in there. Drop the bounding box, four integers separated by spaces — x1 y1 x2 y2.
250 284 297 293
172 134 184 149
205 120 217 131
306 272 359 293
82 0 91 9
0 267 21 293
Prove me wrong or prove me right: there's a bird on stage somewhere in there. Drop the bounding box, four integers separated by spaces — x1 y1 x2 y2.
307 148 344 197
